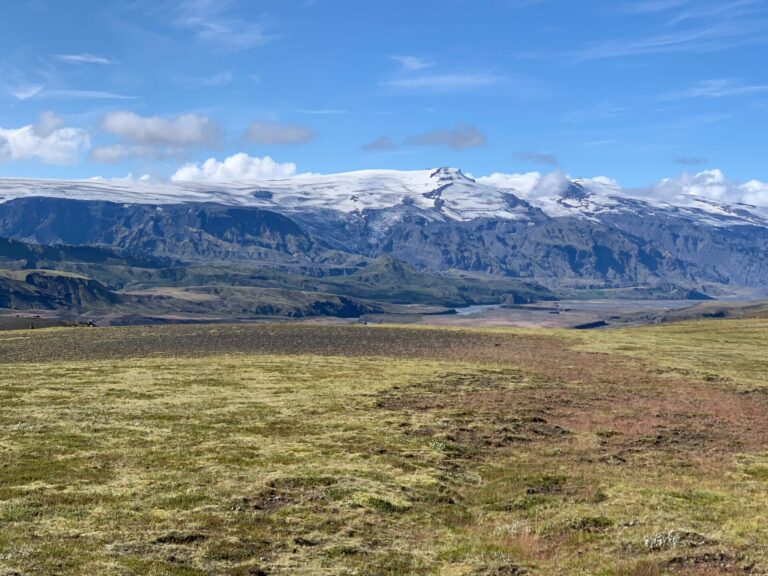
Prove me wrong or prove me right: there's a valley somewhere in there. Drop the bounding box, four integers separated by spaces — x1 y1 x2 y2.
0 168 766 326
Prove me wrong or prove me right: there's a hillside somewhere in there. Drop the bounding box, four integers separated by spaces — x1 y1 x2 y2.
0 237 555 322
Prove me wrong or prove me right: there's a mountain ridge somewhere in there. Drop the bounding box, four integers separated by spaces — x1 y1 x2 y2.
2 167 766 228
0 168 767 300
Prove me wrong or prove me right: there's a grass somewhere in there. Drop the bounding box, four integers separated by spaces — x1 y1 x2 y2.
0 321 767 574
574 318 768 390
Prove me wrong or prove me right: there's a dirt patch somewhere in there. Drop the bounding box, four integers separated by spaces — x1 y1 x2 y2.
232 476 337 514
154 532 208 545
667 551 753 574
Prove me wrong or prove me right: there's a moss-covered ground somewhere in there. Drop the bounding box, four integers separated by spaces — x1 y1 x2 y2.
1 321 767 575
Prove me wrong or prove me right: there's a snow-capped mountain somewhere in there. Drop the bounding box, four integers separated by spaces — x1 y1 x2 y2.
1 167 767 294
1 166 766 229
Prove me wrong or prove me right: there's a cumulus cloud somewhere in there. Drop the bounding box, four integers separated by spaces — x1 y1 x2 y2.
102 111 219 146
641 169 768 206
406 123 486 151
33 111 66 137
0 113 90 165
481 168 768 208
477 171 543 195
362 136 399 153
244 121 316 145
171 153 298 182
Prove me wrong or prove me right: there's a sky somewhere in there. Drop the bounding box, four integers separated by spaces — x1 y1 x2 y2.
0 0 767 188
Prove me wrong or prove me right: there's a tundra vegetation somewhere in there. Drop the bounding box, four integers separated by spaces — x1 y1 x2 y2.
1 320 767 575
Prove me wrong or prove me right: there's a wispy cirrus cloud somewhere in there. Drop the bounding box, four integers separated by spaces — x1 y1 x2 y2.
658 78 768 100
9 86 136 101
39 89 137 100
180 70 233 88
391 55 435 72
385 72 504 91
574 0 768 61
666 0 765 27
9 85 43 101
572 21 766 60
54 53 112 65
622 0 691 14
173 0 277 51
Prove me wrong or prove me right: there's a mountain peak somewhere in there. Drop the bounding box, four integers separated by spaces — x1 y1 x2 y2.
429 167 476 184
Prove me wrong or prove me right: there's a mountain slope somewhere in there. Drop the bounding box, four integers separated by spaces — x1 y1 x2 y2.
1 169 767 295
0 236 555 321
0 270 120 310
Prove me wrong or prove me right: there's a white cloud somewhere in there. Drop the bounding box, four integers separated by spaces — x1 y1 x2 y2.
244 121 316 145
477 172 543 196
102 111 219 146
54 53 112 65
742 180 768 206
0 113 90 165
33 111 66 137
481 168 768 208
171 153 298 182
641 169 768 206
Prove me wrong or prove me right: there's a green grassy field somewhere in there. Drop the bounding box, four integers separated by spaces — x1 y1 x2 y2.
1 321 767 575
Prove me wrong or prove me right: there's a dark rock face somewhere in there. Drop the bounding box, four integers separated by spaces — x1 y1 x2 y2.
0 198 335 265
0 272 119 310
0 195 767 293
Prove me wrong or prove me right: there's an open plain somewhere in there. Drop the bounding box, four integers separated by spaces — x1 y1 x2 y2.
1 321 768 575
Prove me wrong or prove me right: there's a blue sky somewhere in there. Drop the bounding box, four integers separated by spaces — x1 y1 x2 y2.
1 0 767 186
